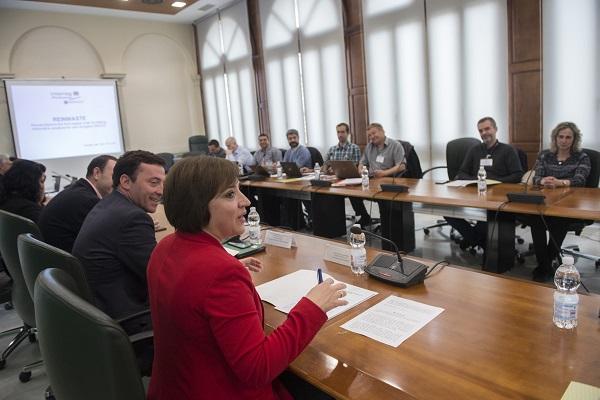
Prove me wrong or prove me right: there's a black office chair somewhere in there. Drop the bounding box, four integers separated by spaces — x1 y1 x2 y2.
188 135 208 154
561 148 600 268
307 146 324 167
0 210 43 381
156 152 175 173
420 137 480 237
280 148 287 159
34 268 146 400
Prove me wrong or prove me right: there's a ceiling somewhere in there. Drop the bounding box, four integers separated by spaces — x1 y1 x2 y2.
0 0 236 23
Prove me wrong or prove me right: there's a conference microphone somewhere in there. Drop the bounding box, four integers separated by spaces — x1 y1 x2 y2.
380 168 409 193
350 225 427 287
506 157 545 204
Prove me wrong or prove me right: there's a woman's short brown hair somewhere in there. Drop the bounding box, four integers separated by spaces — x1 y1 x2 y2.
550 121 582 153
163 156 238 233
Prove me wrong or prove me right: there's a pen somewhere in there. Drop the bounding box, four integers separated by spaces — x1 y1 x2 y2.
317 268 323 284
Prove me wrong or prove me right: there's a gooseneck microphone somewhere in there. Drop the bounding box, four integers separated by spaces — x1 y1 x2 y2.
350 225 427 287
506 157 545 204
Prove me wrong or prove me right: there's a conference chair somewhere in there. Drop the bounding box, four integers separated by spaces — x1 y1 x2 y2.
561 148 600 269
17 233 154 374
307 146 324 167
34 268 146 400
188 135 208 154
0 210 43 381
156 152 175 173
420 137 480 238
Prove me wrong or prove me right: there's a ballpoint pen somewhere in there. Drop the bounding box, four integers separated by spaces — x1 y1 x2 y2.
317 268 323 284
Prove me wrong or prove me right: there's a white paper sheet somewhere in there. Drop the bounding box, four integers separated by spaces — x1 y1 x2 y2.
341 295 444 347
256 269 378 320
332 178 363 187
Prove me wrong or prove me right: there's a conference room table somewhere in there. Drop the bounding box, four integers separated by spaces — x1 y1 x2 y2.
152 214 600 400
240 177 600 274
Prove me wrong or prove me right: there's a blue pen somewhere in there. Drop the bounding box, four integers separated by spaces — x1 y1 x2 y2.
317 268 323 284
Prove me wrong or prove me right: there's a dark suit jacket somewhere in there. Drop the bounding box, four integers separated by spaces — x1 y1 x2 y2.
72 190 156 321
38 179 100 253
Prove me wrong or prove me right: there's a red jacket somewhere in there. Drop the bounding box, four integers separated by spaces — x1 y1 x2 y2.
147 231 327 399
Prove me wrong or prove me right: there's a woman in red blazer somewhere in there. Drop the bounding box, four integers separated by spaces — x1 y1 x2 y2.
147 156 348 400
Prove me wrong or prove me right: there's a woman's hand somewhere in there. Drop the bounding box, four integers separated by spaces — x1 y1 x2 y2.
241 257 263 272
305 278 348 313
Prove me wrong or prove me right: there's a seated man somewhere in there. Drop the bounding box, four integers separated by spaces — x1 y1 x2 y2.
283 129 312 169
254 133 282 169
72 150 166 333
207 139 226 158
39 155 117 253
326 122 371 227
445 116 523 250
225 136 255 173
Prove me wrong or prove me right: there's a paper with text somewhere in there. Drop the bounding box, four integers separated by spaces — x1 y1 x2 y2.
341 295 444 347
256 269 378 320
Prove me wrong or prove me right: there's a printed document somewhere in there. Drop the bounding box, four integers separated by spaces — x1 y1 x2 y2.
256 269 378 319
341 295 444 347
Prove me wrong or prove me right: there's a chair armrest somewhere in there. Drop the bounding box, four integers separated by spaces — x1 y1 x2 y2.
116 309 151 324
422 165 447 177
129 330 153 345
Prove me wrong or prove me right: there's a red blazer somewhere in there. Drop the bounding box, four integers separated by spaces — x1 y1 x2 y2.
147 231 327 400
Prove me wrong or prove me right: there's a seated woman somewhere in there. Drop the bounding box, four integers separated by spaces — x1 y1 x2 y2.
525 122 591 281
0 159 46 223
147 156 348 400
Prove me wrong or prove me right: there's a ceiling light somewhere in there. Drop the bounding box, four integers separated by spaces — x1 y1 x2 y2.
171 1 186 7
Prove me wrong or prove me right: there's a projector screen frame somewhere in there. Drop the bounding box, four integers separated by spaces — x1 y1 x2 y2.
4 79 126 160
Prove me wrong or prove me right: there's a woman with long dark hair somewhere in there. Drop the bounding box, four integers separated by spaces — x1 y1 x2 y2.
0 159 47 223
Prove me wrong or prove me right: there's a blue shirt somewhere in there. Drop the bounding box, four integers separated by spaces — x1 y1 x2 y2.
226 146 255 173
283 145 312 169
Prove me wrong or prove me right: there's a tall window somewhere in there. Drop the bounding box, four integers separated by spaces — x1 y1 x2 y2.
543 0 599 153
196 1 258 148
363 0 508 170
260 0 348 150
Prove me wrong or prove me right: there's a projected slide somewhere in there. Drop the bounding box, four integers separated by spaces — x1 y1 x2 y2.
5 80 124 160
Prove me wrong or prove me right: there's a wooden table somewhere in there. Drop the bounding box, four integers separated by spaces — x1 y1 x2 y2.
153 207 600 399
241 177 600 274
253 231 600 400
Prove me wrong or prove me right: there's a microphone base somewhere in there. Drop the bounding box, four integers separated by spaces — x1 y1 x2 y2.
365 254 427 288
247 174 268 181
380 184 409 193
506 192 545 204
310 179 332 187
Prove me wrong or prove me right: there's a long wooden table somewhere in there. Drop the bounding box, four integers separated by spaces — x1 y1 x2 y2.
152 215 600 400
241 177 600 274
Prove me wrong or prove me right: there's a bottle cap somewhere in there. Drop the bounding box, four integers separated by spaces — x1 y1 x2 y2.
562 256 574 265
250 206 256 211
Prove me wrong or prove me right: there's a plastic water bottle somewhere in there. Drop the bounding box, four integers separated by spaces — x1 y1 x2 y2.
314 162 321 180
477 165 487 194
348 224 367 275
553 256 580 329
276 161 283 179
238 162 244 176
361 166 369 190
247 207 261 245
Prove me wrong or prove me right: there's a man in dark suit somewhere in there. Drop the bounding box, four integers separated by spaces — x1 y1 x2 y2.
38 155 117 253
72 150 166 332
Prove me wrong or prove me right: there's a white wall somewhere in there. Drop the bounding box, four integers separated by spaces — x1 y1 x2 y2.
0 8 204 179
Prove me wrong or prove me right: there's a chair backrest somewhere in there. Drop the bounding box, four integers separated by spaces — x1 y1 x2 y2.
446 137 480 180
399 140 423 179
307 146 324 167
18 233 94 304
156 152 174 172
0 210 41 327
188 135 208 154
34 268 145 400
512 145 528 171
280 148 287 159
581 148 600 188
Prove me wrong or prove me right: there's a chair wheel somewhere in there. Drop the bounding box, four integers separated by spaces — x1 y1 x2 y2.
423 228 430 235
0 359 6 369
4 302 13 310
595 260 600 270
517 238 524 244
19 371 31 382
28 333 37 343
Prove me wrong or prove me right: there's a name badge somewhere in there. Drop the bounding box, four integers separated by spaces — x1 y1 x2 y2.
376 155 385 163
480 158 493 167
324 244 352 267
264 230 296 249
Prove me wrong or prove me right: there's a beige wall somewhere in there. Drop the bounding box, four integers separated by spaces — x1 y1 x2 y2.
0 8 204 176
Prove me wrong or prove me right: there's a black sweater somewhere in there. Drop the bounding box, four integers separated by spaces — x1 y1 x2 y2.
456 141 523 183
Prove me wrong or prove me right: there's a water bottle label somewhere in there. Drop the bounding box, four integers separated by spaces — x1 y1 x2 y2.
351 248 367 267
554 302 577 320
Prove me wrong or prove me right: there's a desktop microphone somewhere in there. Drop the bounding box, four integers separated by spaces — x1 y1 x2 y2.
380 169 409 193
350 225 427 287
506 157 545 204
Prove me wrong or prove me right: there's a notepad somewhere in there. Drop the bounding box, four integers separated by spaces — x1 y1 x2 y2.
445 179 501 187
561 381 600 400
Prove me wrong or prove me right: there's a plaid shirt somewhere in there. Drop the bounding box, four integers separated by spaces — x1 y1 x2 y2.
326 142 361 163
